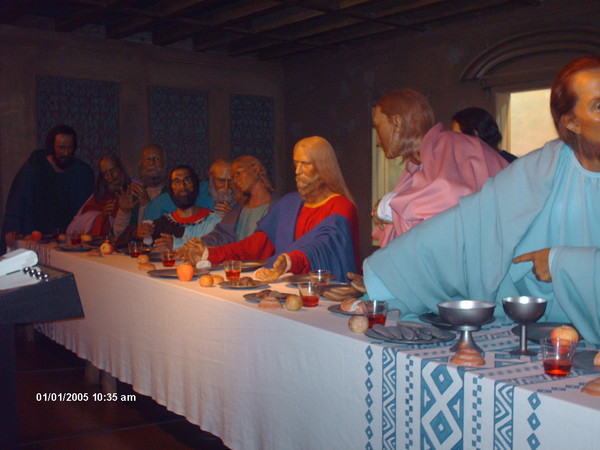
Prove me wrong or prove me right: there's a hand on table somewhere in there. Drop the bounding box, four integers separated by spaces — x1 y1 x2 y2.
255 254 287 282
322 272 366 301
175 238 206 266
513 248 552 282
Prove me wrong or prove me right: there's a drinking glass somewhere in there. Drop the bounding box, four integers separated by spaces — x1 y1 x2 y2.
362 300 388 328
69 229 82 246
539 338 577 377
298 282 319 307
128 241 142 258
161 249 176 267
309 269 331 295
223 260 242 279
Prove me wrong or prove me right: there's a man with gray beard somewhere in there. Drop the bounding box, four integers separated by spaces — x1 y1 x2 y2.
137 165 221 251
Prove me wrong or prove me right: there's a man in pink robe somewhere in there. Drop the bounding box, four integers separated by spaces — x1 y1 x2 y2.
371 89 509 247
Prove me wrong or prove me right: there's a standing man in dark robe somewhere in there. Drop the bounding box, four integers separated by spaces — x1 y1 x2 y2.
1 124 94 252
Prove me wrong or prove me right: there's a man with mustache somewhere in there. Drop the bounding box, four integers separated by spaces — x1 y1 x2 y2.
177 136 359 282
137 165 221 250
1 124 94 252
67 153 131 237
361 56 600 344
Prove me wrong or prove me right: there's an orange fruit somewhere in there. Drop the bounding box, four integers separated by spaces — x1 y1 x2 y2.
177 264 195 282
31 231 42 242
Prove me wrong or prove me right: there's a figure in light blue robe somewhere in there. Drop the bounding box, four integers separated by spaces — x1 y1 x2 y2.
364 139 600 343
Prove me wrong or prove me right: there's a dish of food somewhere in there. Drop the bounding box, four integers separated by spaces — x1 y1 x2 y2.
282 273 337 285
365 322 455 344
327 304 362 316
510 322 574 343
219 277 269 289
211 260 267 272
244 289 289 303
147 268 209 278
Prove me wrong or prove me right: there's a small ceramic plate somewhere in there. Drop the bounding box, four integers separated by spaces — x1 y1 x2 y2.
58 244 94 252
327 304 361 316
573 350 600 372
365 322 455 345
147 268 208 278
281 273 337 285
211 260 268 272
243 291 289 303
219 280 269 290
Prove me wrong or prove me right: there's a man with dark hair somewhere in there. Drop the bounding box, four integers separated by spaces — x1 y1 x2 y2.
362 56 600 343
1 124 94 252
137 165 221 250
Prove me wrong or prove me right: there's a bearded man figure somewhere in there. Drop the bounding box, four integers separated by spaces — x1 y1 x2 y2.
177 136 359 282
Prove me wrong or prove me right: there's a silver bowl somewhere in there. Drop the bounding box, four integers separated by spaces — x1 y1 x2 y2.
502 296 547 356
502 296 547 324
437 300 496 352
438 300 496 327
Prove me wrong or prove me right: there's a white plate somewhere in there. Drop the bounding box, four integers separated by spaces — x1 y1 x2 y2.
243 291 288 303
327 304 362 316
211 260 268 272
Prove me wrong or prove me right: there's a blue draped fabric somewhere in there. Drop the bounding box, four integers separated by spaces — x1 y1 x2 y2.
257 192 356 282
364 140 600 343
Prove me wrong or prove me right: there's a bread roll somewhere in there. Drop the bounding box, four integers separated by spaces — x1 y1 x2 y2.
340 298 363 313
138 262 156 271
594 352 600 366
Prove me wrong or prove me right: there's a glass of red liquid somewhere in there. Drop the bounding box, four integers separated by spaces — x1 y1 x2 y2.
223 260 242 280
128 241 142 258
298 282 320 307
539 338 577 377
362 300 389 328
161 250 176 267
69 229 82 246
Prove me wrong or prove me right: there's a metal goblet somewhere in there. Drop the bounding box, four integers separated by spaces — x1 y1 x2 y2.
502 296 547 356
438 300 496 353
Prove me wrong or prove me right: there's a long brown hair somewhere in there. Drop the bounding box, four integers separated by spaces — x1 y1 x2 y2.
296 136 354 204
551 56 600 150
377 88 435 163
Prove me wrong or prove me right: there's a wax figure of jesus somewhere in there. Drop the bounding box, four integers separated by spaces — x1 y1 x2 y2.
362 56 600 343
371 89 508 248
176 136 359 282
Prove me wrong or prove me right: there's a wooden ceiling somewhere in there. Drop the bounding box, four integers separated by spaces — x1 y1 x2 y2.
2 0 543 60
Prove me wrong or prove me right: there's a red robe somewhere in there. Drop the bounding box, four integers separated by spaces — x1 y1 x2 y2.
208 194 359 274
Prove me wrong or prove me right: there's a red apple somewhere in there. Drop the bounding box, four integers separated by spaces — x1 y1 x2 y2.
550 325 579 344
99 241 114 255
31 230 42 242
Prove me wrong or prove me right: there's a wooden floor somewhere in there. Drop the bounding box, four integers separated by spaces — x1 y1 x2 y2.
16 328 229 449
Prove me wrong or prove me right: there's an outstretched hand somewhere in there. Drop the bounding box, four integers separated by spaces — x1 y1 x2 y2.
175 238 206 266
255 254 287 282
513 248 552 282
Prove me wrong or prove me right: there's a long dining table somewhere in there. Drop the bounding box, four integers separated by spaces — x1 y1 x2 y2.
20 242 600 449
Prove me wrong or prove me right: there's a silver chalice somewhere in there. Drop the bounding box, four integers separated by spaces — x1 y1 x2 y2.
438 300 496 352
502 296 547 356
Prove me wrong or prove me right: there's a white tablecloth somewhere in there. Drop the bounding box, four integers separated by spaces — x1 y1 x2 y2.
35 248 600 449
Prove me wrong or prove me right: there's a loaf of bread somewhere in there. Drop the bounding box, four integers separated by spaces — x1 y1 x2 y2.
449 348 485 367
340 298 363 313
